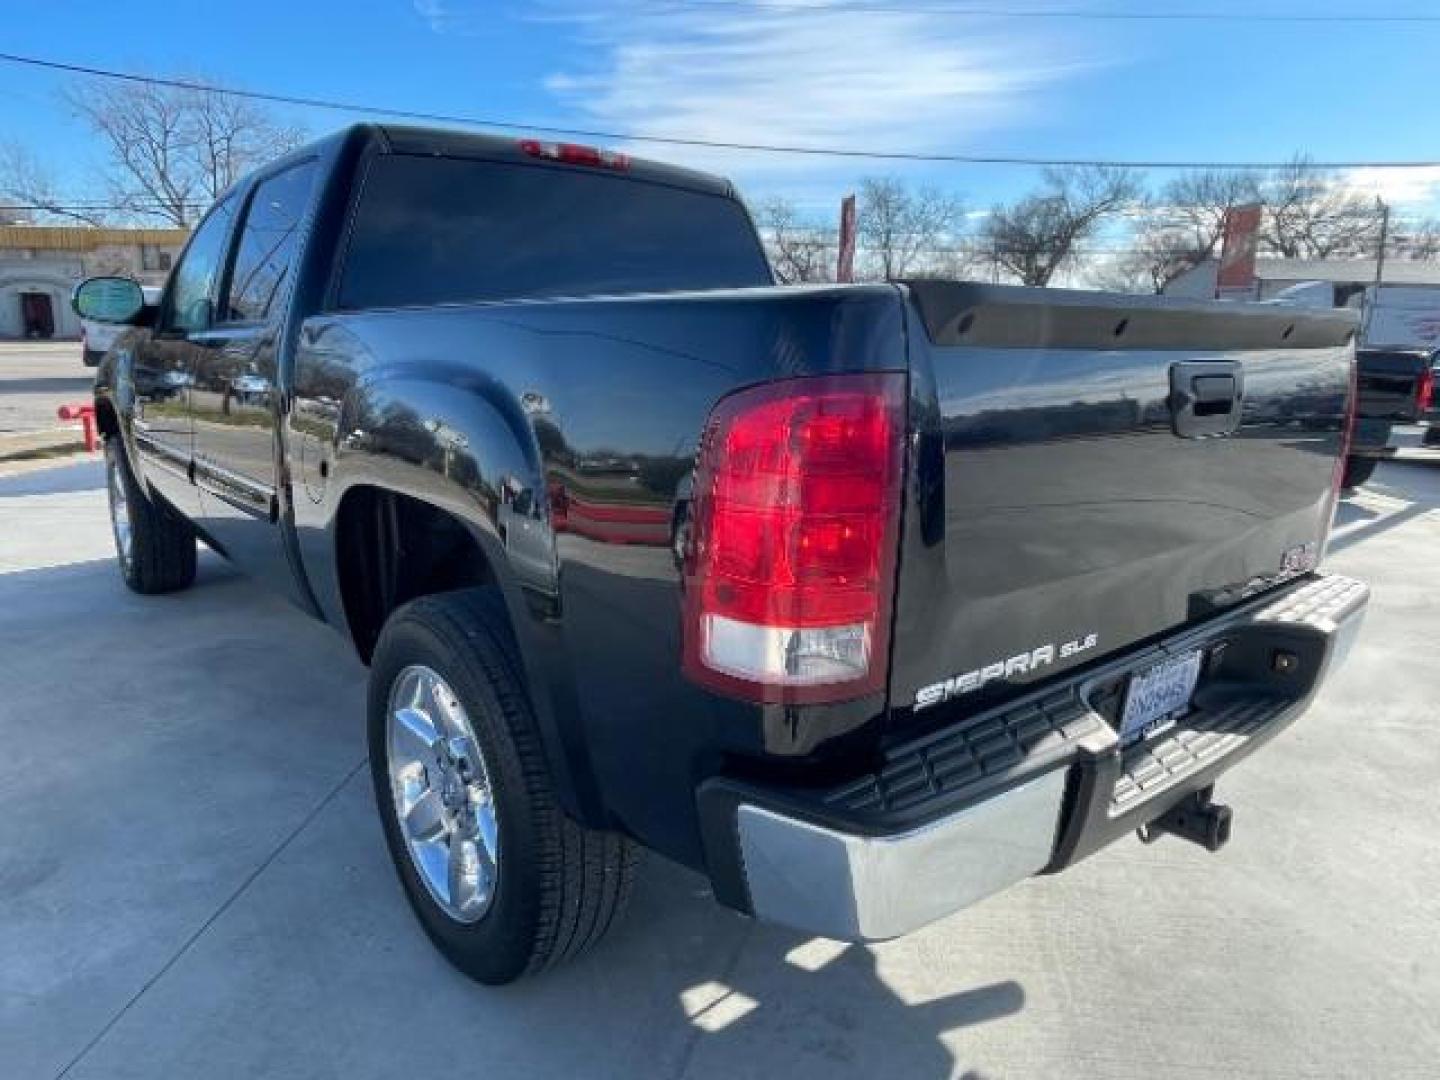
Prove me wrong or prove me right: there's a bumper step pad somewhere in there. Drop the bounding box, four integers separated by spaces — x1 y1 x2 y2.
1112 696 1286 812
824 688 1107 822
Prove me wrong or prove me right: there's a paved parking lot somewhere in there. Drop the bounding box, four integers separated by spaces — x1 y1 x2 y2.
0 342 91 435
1 456 1437 1079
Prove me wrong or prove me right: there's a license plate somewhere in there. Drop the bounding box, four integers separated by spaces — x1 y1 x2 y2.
1119 650 1203 745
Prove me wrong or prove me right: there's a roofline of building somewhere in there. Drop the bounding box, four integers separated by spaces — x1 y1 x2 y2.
0 225 191 252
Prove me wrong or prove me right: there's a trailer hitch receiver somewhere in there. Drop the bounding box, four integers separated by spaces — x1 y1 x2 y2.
1137 786 1233 853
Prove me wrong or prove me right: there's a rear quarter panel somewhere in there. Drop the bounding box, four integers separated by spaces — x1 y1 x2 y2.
290 285 907 865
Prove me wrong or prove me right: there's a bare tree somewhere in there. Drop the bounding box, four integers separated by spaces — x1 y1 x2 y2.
1156 170 1260 259
1100 170 1262 294
857 176 964 280
982 166 1143 286
1088 227 1196 295
1393 217 1440 261
185 87 305 201
1085 254 1152 295
0 140 108 225
1136 169 1261 288
63 77 304 226
1259 156 1383 259
754 197 834 284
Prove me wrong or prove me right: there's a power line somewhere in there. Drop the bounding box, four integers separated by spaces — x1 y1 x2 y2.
660 0 1440 24
2 49 1439 170
9 193 1436 223
1 201 208 210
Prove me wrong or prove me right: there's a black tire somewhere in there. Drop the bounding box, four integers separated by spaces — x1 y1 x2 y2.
368 588 638 985
104 436 196 594
1342 455 1379 490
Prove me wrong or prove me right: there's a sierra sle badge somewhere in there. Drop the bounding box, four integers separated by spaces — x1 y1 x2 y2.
914 632 1100 711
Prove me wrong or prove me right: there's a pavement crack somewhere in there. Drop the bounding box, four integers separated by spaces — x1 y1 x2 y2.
52 756 369 1080
667 916 755 1080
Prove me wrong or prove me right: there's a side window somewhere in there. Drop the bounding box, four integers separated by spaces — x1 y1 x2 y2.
164 198 236 334
223 161 317 324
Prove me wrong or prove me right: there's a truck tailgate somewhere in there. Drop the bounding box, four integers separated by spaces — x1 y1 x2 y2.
889 281 1357 722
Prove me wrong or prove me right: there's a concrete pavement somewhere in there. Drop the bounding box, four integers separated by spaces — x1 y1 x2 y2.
0 458 1437 1079
0 342 92 458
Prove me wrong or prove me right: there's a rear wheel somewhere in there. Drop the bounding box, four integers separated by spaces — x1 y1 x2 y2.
1342 455 1379 490
104 436 196 594
368 588 637 984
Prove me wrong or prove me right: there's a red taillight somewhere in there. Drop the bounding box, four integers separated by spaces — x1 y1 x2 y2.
682 373 906 704
518 138 630 171
1417 365 1435 414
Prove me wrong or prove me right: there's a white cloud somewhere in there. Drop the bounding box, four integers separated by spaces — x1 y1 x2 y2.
1342 165 1440 210
530 1 1100 196
411 0 484 34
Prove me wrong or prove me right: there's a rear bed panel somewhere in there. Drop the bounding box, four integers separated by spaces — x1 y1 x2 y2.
890 281 1357 727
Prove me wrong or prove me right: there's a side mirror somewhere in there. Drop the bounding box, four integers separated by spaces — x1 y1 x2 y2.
72 277 146 324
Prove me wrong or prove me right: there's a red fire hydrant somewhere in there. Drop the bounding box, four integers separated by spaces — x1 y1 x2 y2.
57 403 99 453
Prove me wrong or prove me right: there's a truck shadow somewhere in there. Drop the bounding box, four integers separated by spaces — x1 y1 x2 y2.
578 856 1026 1078
1330 461 1440 554
0 458 105 497
0 548 1021 1079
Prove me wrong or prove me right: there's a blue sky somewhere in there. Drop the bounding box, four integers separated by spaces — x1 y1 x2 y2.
4 0 1440 217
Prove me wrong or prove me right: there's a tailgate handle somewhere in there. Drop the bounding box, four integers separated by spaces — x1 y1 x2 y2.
1191 375 1237 415
1170 361 1244 438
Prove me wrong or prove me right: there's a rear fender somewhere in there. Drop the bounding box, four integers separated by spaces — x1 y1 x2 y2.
305 364 603 824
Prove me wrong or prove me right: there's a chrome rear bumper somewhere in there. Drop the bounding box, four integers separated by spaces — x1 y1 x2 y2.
701 573 1369 943
736 769 1066 941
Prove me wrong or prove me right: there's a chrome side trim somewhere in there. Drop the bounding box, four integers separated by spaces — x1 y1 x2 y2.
194 456 276 520
736 768 1067 942
133 429 189 480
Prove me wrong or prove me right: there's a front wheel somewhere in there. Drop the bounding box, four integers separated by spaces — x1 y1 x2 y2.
368 589 637 984
104 436 196 594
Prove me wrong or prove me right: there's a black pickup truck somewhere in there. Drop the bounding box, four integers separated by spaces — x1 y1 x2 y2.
1344 347 1436 486
77 124 1368 985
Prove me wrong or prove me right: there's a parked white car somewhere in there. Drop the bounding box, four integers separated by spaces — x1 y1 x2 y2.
82 285 161 367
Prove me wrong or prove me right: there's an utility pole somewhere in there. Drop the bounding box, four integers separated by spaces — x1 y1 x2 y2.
836 194 856 283
1374 196 1390 288
1364 197 1390 344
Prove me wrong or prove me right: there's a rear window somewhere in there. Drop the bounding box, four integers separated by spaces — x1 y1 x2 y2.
336 154 771 310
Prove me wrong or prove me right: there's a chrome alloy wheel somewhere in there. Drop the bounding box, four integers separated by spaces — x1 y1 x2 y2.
386 665 500 923
105 446 134 572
